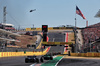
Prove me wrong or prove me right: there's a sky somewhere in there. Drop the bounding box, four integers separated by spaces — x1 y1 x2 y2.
0 0 100 29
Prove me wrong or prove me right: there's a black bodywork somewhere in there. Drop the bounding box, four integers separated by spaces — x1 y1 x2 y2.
25 56 39 63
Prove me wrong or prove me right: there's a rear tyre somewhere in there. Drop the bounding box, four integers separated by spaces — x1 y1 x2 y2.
25 59 28 63
40 57 44 62
36 59 39 63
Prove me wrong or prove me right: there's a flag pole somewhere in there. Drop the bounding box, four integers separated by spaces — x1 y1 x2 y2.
76 5 86 53
75 6 77 53
75 14 77 28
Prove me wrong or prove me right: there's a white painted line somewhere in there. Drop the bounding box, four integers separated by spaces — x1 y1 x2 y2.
53 56 57 58
40 55 57 66
55 56 64 66
30 56 57 66
30 63 36 66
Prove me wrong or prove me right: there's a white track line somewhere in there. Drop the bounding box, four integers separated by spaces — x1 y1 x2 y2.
29 56 57 66
30 63 36 66
53 56 57 58
55 56 64 66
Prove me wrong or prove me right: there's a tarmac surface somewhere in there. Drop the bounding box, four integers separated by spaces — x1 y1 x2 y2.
57 56 100 66
47 32 65 54
0 56 32 66
1 56 100 66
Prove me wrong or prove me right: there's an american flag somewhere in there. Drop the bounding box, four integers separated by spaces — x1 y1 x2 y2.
76 6 86 19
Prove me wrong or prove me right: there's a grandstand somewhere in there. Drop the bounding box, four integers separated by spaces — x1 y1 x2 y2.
82 22 100 52
0 23 15 30
0 28 20 52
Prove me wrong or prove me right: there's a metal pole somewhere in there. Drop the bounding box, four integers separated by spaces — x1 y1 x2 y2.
86 20 88 27
3 6 6 24
75 17 77 53
90 43 91 52
33 24 34 28
90 39 91 52
3 6 7 29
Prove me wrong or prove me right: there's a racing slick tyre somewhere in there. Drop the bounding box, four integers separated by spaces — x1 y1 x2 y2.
40 57 44 62
36 59 39 63
25 59 28 63
50 56 53 60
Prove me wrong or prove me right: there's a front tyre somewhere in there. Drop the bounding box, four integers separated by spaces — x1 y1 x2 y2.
50 57 53 60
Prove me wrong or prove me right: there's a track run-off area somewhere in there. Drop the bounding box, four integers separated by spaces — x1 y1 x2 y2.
0 55 64 66
1 55 100 66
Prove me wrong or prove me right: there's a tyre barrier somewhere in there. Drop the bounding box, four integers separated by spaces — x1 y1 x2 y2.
0 47 51 57
71 52 100 57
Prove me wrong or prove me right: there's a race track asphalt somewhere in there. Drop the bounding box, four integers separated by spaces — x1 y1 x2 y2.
0 32 66 66
57 56 100 66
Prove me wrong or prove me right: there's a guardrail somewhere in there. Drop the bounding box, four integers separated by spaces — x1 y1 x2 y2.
71 52 100 57
26 27 73 31
7 27 74 32
0 47 51 57
42 42 72 45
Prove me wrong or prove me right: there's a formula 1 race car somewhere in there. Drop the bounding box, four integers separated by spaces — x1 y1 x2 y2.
42 54 53 60
25 56 39 63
